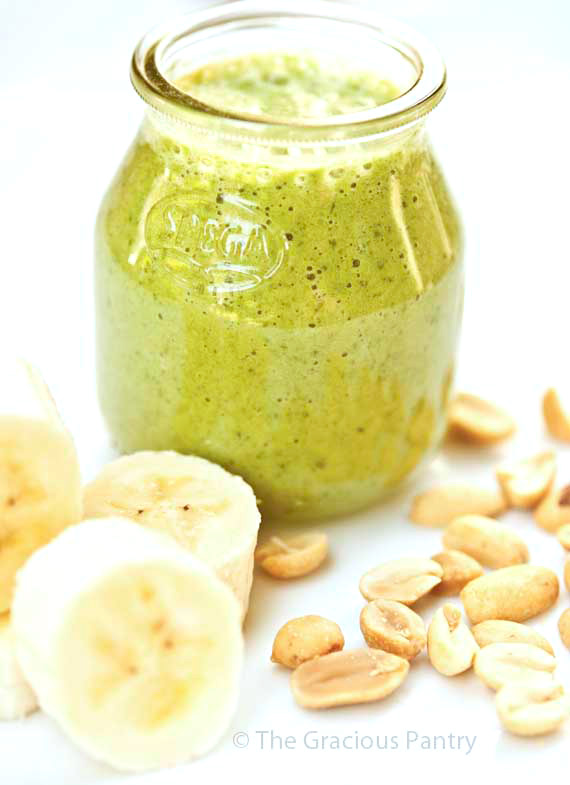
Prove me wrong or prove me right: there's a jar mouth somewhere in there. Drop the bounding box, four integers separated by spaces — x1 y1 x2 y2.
131 0 446 144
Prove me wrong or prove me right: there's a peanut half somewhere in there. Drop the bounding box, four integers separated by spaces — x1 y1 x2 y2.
360 599 426 660
496 451 556 509
290 648 409 709
427 604 479 676
558 524 570 551
448 393 516 445
359 558 442 605
460 565 559 624
410 485 508 528
565 561 570 593
474 642 557 691
431 550 484 595
496 681 569 737
255 531 328 578
271 616 344 669
534 484 570 533
558 609 570 650
472 620 554 656
543 388 570 443
442 515 529 569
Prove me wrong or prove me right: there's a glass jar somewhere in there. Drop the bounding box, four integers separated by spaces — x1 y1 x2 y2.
95 0 464 522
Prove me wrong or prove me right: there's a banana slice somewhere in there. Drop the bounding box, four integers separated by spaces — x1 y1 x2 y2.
12 517 243 772
0 358 82 612
0 614 37 720
83 452 260 618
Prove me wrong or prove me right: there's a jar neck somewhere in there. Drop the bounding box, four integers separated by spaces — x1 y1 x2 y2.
131 1 446 146
141 106 429 168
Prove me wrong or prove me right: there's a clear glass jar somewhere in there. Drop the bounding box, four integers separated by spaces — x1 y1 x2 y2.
95 0 464 522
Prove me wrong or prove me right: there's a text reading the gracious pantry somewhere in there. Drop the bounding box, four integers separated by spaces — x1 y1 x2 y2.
232 730 477 755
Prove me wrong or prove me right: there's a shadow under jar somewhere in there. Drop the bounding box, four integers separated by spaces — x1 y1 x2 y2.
95 0 464 522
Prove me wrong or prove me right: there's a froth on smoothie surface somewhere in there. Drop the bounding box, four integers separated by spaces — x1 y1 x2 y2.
175 52 401 120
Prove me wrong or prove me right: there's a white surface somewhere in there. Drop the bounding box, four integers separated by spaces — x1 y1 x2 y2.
1 0 570 782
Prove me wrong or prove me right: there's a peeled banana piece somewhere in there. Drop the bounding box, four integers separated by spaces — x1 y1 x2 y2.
0 614 37 720
0 358 82 612
83 451 260 618
12 517 243 772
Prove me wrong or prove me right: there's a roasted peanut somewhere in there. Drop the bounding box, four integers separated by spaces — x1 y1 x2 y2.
496 681 569 737
558 609 570 649
271 616 344 668
472 620 554 655
255 531 328 578
543 388 570 443
535 484 570 532
474 642 556 691
448 393 516 445
442 515 529 569
410 485 507 527
359 558 442 605
461 565 559 624
427 604 479 676
290 648 409 709
360 599 426 660
431 549 484 595
496 451 556 509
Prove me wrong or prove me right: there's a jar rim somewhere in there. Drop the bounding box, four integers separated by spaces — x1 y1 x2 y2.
131 0 447 144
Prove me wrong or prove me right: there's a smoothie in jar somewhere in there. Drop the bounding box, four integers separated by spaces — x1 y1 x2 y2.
95 19 463 521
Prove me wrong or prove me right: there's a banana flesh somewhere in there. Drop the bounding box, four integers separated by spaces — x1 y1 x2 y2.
0 359 82 612
12 517 244 772
84 451 260 618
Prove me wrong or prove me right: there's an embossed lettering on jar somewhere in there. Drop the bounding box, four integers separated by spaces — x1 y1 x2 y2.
95 1 464 521
144 192 288 294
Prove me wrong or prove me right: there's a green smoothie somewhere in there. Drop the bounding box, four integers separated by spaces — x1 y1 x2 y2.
95 52 463 521
181 53 401 118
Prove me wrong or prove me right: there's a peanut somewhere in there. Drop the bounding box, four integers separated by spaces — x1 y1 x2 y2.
448 393 516 445
442 515 529 569
474 642 556 691
496 451 556 509
460 565 559 624
472 620 554 655
427 604 479 676
359 558 442 605
290 648 409 709
431 550 484 595
558 609 570 649
535 484 570 533
410 485 507 528
255 531 328 578
271 616 344 669
543 388 570 443
360 599 426 660
496 681 569 737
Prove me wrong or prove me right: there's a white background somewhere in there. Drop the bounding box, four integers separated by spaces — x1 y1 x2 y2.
1 0 570 782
